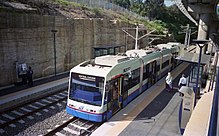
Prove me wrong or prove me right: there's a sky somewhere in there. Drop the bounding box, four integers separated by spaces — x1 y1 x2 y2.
164 0 174 7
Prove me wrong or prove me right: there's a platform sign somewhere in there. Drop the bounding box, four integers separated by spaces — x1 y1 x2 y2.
178 86 195 135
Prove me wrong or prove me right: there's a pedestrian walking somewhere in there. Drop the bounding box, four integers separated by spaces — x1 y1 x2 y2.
27 66 33 86
178 74 187 88
166 72 173 91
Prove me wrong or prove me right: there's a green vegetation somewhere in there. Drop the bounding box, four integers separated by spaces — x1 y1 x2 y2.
50 0 186 38
53 0 81 7
143 20 166 34
156 6 196 42
112 0 197 42
91 8 102 16
11 0 196 42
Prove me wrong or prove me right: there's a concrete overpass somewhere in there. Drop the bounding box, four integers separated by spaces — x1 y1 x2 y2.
172 1 219 135
174 0 219 52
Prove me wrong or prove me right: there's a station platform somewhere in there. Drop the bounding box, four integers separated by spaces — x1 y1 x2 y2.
0 72 69 97
91 62 208 136
0 72 69 112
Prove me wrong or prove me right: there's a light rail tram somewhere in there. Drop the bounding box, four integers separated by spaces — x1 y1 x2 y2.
66 42 184 122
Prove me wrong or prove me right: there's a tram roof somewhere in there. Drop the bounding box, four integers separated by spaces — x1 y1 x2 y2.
157 42 182 50
176 52 211 65
71 64 111 77
126 49 154 57
95 55 129 66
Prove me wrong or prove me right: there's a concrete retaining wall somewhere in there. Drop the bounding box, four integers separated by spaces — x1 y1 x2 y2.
0 11 148 87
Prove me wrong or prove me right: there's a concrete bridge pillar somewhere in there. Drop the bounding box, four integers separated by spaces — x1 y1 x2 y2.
208 23 218 53
197 13 209 53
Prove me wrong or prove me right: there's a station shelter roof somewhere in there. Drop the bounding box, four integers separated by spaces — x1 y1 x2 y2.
176 52 211 65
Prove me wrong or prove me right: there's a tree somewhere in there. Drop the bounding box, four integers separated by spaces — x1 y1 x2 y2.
112 0 131 9
142 0 164 20
112 0 196 42
113 0 165 19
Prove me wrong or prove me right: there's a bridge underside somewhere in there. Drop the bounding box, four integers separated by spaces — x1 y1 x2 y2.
175 0 219 53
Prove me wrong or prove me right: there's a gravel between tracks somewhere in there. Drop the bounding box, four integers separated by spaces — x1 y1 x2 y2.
2 102 71 136
16 109 71 136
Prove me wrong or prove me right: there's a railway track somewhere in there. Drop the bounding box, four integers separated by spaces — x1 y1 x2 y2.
43 117 102 136
0 89 101 136
0 90 67 129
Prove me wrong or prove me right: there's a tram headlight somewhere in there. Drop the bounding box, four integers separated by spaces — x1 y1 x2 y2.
69 104 75 108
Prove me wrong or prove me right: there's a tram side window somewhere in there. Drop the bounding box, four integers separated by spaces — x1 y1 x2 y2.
105 80 118 102
143 64 149 80
130 68 140 88
123 68 140 91
149 63 153 73
171 55 175 64
103 49 108 55
104 83 109 103
112 81 119 100
109 48 114 55
94 50 101 57
172 53 178 63
156 64 160 72
115 48 120 55
143 65 146 80
123 73 130 91
162 60 169 69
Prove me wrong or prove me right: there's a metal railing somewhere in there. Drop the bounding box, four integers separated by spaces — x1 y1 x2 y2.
67 0 148 20
208 50 219 136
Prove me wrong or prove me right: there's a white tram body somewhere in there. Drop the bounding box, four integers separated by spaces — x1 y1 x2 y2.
66 42 184 122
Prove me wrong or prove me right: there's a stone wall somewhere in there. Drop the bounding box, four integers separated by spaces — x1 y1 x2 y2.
0 11 147 87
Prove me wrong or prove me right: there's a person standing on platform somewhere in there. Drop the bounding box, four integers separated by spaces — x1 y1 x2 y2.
27 66 33 86
201 65 208 88
166 72 173 91
178 74 187 88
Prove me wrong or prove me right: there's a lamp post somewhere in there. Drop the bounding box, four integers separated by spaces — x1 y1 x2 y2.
51 14 58 76
192 39 210 101
51 29 58 76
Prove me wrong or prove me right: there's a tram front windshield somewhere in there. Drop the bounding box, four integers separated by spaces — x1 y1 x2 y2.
69 73 104 106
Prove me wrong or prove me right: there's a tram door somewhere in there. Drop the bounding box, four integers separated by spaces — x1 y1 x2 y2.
109 78 121 114
149 61 157 86
152 60 157 84
171 53 177 69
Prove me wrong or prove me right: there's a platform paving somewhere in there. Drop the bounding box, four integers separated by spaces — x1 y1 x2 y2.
118 64 205 136
119 93 182 136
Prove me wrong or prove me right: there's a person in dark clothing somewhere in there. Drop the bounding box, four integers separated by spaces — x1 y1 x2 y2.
27 66 33 86
21 74 28 84
201 72 208 88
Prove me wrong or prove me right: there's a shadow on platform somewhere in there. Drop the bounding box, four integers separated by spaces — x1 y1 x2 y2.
135 90 177 122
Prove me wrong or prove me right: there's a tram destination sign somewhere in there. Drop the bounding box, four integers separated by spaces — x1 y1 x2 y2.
78 75 96 82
